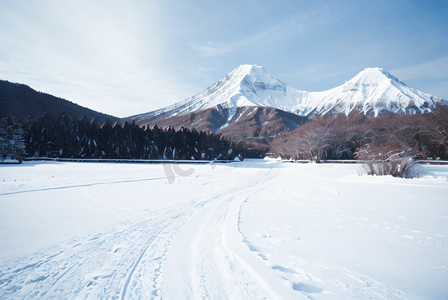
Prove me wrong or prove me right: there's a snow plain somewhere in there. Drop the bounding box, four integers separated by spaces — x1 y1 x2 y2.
0 159 447 299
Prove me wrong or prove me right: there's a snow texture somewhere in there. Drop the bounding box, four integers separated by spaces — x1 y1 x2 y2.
1 160 448 299
132 65 446 124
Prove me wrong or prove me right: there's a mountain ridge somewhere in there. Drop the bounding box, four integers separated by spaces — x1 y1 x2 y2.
303 67 445 116
129 65 446 128
128 65 301 126
0 79 120 123
133 105 307 145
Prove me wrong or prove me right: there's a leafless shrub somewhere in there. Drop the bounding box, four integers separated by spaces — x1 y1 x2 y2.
355 142 424 178
360 158 423 178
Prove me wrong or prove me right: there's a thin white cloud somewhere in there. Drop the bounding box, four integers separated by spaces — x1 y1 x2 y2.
198 67 213 72
190 42 233 57
391 56 448 81
190 8 331 58
189 66 214 78
389 57 448 99
420 80 448 99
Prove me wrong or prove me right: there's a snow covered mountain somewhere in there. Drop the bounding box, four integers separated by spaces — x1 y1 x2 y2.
129 65 446 127
298 67 447 117
129 64 306 126
125 65 312 142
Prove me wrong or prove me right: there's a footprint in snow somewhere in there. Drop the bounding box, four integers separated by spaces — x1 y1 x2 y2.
292 282 324 294
272 265 298 274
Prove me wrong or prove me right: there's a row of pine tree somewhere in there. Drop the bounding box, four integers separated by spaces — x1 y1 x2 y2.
2 112 263 160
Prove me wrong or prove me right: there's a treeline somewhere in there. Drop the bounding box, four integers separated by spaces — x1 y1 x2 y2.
4 104 447 163
0 115 25 159
1 112 264 160
271 104 448 161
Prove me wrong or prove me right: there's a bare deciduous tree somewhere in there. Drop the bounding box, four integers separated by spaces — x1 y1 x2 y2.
295 123 333 162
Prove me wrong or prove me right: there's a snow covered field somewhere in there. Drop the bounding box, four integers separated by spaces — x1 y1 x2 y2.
0 159 447 299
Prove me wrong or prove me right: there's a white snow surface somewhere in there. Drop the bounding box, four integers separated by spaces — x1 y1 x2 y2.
133 65 446 122
1 160 448 299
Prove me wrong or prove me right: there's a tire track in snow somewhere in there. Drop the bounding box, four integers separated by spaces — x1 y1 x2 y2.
119 214 179 300
82 189 147 212
37 261 80 298
32 219 158 298
0 211 181 299
160 166 286 299
0 182 213 300
2 162 320 299
0 176 165 196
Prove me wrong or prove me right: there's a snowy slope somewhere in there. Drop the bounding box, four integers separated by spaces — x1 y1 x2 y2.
129 65 446 124
131 65 305 125
1 161 448 299
300 67 445 116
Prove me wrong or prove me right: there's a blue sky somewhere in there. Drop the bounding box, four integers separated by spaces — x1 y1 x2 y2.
1 0 447 117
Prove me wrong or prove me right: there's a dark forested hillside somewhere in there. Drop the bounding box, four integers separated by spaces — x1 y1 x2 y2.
1 112 260 160
0 80 119 123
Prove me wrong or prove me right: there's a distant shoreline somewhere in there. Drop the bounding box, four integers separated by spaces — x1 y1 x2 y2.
20 157 236 164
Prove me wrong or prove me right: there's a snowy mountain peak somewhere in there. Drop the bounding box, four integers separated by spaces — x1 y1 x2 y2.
129 65 447 125
227 64 286 91
130 64 298 125
227 64 258 76
304 67 445 116
347 67 407 87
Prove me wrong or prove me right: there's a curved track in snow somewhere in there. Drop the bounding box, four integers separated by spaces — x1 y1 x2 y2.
1 161 447 299
0 162 286 299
